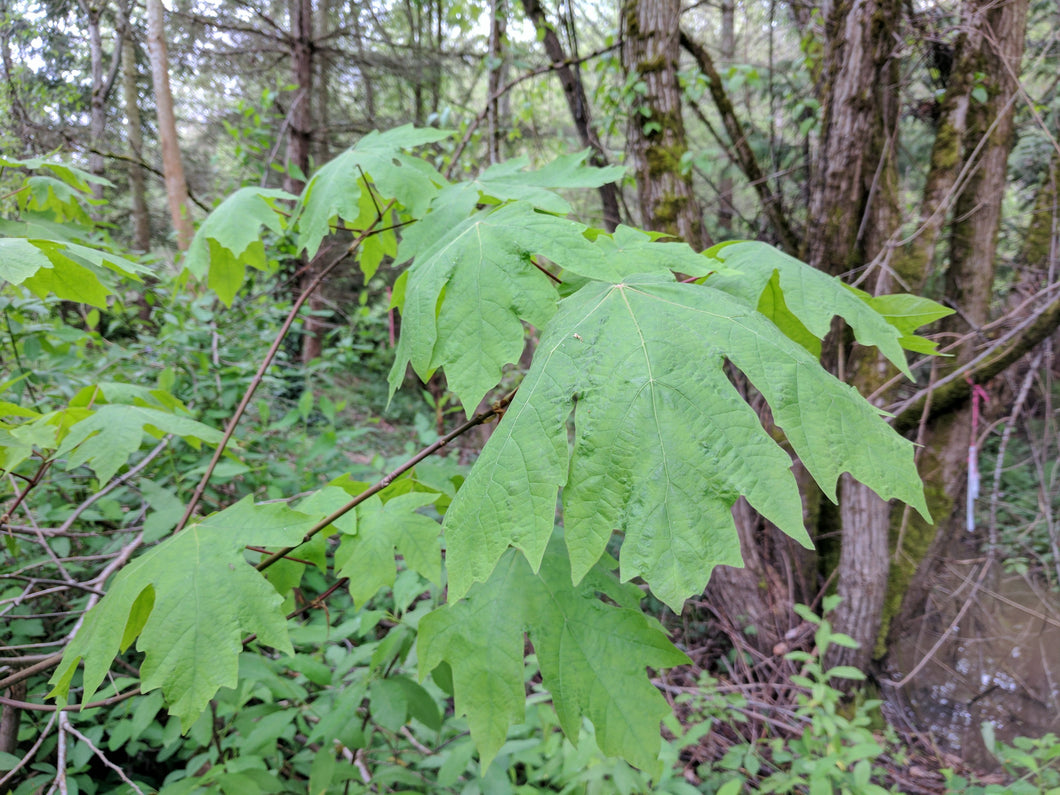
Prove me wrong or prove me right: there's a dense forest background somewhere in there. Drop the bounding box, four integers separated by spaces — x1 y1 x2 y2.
2 0 1060 791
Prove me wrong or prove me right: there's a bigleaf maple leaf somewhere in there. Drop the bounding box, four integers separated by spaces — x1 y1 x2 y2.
419 539 689 775
445 271 930 609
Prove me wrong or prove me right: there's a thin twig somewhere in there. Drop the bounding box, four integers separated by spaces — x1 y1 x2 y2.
446 42 621 178
175 201 397 532
254 389 517 573
0 711 57 789
0 686 140 712
62 720 147 794
56 437 170 537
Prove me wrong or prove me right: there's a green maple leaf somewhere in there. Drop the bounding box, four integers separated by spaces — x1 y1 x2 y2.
445 271 929 610
0 237 147 307
0 238 48 287
705 241 935 376
388 201 610 413
334 492 442 606
461 150 625 215
56 404 224 484
419 539 688 774
185 187 293 306
398 151 626 260
865 293 954 354
0 155 111 194
49 498 326 727
295 125 450 258
588 225 719 279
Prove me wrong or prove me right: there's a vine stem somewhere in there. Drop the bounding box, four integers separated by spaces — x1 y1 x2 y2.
174 200 397 533
254 389 516 573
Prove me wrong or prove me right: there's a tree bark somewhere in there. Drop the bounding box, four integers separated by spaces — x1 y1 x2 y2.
314 0 331 164
0 0 32 152
717 0 734 236
804 0 901 278
83 0 106 193
79 0 123 199
487 0 506 164
799 0 903 675
892 0 1030 644
145 0 193 251
892 4 985 293
622 0 704 249
284 0 323 363
120 4 150 251
285 0 313 194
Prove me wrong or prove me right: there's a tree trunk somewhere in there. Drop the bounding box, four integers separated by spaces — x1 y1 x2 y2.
1 0 32 152
121 6 150 251
622 0 703 249
486 0 506 164
892 4 985 293
804 0 901 278
83 0 106 194
892 0 1030 645
716 0 734 236
284 0 323 363
145 0 193 251
521 0 620 231
79 0 122 199
285 0 313 194
314 0 331 164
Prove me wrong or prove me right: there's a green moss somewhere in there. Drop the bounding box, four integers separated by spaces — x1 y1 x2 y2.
636 54 668 75
930 120 960 172
653 193 689 228
875 451 954 658
644 140 682 176
1023 172 1058 263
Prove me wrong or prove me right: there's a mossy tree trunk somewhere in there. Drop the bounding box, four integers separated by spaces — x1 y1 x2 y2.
891 0 1030 649
621 0 704 249
778 0 906 675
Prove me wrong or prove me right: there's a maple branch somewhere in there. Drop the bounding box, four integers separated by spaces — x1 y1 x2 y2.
0 391 515 695
254 389 517 573
175 201 397 532
0 653 64 691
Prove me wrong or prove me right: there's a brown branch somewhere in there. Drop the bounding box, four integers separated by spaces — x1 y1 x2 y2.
0 653 64 691
892 290 1060 433
0 687 140 712
175 201 397 531
3 391 517 725
446 41 622 178
679 29 799 254
254 388 517 572
84 147 212 212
